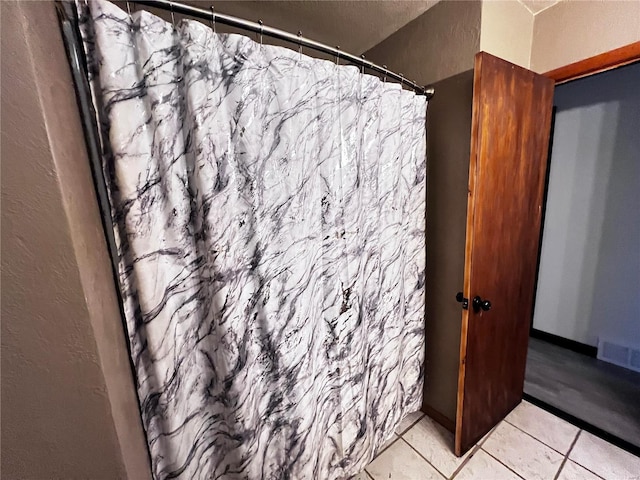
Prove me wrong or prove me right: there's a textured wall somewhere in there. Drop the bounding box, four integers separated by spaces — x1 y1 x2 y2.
212 0 439 53
533 63 640 347
531 0 640 73
0 2 150 478
122 0 437 55
364 1 481 86
480 0 534 68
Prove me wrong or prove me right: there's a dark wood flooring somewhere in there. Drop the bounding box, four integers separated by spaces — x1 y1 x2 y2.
525 337 640 448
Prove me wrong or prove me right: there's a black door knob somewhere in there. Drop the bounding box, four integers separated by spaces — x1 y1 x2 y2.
472 296 491 312
456 292 469 310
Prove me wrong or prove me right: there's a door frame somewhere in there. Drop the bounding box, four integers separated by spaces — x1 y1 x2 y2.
529 40 640 338
529 40 640 339
526 40 640 457
544 40 640 83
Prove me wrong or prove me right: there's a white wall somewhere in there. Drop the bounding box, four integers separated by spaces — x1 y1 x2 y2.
478 0 640 73
533 62 640 347
530 0 640 73
480 0 534 69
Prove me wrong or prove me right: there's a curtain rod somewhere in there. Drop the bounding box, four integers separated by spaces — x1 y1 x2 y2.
132 0 435 99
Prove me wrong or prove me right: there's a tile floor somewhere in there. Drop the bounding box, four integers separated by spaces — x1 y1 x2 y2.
355 401 640 480
525 337 640 447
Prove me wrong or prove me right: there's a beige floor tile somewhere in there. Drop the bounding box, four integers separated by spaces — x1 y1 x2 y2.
353 471 372 480
366 439 444 480
396 410 425 435
380 433 399 451
569 431 640 480
505 401 579 454
556 460 602 480
454 450 522 480
403 416 471 477
482 421 564 480
475 421 502 447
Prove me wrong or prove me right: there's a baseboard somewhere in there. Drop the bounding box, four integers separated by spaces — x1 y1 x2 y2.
530 328 598 358
421 403 455 433
523 393 640 457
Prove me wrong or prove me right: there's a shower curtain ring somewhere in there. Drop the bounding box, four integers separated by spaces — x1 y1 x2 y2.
297 31 303 58
169 1 176 28
259 20 264 45
360 55 365 74
210 5 216 33
383 65 388 83
336 46 340 66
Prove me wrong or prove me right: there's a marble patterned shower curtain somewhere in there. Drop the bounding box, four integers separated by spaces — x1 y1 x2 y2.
77 1 427 478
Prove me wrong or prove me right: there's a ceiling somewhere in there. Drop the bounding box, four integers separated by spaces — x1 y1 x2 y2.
144 0 565 58
518 0 560 15
184 1 439 54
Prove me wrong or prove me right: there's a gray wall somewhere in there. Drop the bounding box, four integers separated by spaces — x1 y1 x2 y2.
364 0 481 86
1 2 151 478
533 62 640 348
421 71 473 425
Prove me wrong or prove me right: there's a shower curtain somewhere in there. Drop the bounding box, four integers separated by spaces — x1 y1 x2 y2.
77 1 427 478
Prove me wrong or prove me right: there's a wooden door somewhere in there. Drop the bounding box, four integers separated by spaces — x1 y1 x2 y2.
455 52 555 455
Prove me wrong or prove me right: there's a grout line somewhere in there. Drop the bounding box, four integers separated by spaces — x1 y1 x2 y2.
450 422 502 479
523 393 640 457
400 420 499 480
560 431 607 480
395 413 425 436
364 469 375 480
553 429 581 480
370 411 426 462
503 418 573 456
478 422 500 447
399 438 447 479
366 413 425 469
576 464 607 480
375 434 399 456
481 447 527 479
449 442 482 479
576 463 607 480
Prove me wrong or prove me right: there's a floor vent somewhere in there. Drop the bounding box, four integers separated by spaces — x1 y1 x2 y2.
597 338 640 373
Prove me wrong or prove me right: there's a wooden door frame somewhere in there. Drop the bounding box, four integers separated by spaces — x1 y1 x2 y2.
530 41 640 332
525 40 640 455
544 40 640 84
529 40 640 337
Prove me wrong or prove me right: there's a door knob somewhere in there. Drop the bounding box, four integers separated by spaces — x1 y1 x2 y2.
456 292 469 310
472 296 491 312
